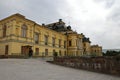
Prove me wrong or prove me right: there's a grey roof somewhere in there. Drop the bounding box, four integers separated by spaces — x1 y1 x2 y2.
46 19 72 32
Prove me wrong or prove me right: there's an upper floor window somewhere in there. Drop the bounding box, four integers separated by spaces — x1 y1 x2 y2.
76 39 77 46
59 39 61 47
44 35 48 45
69 40 72 46
3 25 7 37
84 43 86 47
64 41 66 48
52 37 55 47
21 24 27 37
77 38 81 49
16 28 19 36
34 33 39 44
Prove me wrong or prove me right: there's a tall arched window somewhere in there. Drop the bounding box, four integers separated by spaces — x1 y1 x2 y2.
3 25 7 37
21 24 27 37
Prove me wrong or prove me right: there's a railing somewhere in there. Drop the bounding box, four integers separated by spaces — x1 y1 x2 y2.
52 56 120 76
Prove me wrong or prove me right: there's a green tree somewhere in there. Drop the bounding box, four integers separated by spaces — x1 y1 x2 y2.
104 50 120 56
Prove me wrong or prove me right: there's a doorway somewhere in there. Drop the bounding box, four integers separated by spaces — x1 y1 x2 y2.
21 46 32 56
5 45 8 55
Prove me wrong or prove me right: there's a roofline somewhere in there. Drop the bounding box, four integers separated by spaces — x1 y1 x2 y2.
0 13 67 37
0 13 37 24
0 13 24 22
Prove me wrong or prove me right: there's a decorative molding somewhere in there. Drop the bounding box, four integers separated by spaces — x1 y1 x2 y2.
0 34 33 40
0 39 67 50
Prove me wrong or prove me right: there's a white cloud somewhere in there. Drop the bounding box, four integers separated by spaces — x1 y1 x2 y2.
0 0 120 49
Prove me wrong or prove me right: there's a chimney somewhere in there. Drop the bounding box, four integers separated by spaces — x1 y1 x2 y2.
59 19 62 22
42 23 45 26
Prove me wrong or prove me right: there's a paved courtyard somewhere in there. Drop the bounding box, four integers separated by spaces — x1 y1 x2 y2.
0 59 119 80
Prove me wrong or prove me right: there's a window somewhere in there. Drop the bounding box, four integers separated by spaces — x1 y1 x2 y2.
76 52 78 56
95 50 96 52
76 39 77 46
64 51 66 56
59 39 61 47
45 49 48 56
84 43 86 47
59 50 61 56
30 31 32 38
35 48 39 55
3 25 7 37
34 33 39 44
44 35 48 45
52 37 55 47
53 49 55 56
21 24 27 37
69 40 72 46
83 48 86 54
5 45 9 55
16 28 19 36
77 38 81 49
64 41 66 48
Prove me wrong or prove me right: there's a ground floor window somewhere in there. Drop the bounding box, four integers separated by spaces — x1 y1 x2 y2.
35 48 39 55
59 50 61 56
64 51 66 56
5 45 9 55
53 49 55 54
45 49 48 56
76 51 78 56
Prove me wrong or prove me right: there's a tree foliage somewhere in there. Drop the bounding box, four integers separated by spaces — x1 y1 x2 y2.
103 50 120 56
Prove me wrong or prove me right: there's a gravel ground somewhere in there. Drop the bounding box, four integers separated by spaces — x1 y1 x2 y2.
0 59 119 80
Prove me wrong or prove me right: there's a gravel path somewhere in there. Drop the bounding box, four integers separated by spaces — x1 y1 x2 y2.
0 59 119 80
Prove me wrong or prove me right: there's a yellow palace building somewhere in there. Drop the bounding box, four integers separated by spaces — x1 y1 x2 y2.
0 13 102 57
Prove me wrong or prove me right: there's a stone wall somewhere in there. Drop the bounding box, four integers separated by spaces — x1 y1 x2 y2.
52 56 120 76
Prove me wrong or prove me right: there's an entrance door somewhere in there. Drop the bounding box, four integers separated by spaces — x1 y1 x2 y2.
21 46 28 56
5 45 8 55
21 46 32 56
21 46 26 55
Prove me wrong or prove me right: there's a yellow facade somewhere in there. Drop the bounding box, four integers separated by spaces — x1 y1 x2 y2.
67 33 83 56
91 45 102 56
0 13 102 57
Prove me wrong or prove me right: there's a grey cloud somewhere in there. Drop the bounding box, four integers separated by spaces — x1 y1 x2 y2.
94 0 115 8
108 8 120 23
107 0 120 24
0 0 68 24
0 0 120 49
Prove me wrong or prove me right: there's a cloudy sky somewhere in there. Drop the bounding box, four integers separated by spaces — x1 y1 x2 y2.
0 0 120 49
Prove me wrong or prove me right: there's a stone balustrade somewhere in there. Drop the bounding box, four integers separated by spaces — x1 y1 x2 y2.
51 56 120 76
